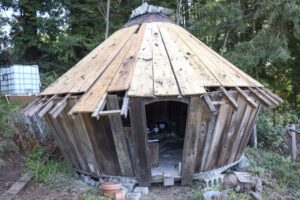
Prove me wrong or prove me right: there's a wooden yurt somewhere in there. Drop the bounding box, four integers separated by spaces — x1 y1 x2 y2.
24 4 283 186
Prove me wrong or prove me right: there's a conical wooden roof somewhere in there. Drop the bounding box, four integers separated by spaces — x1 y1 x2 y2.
40 21 264 113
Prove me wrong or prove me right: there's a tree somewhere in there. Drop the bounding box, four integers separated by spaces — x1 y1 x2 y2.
186 0 300 109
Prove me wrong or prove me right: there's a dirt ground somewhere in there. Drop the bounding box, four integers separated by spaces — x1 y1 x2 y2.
143 183 197 200
15 181 84 200
0 153 26 194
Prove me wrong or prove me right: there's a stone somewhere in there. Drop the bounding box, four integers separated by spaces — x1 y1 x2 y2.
134 187 149 195
237 156 250 169
126 192 142 200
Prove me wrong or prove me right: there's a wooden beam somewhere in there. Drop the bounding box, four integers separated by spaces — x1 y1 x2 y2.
181 96 203 185
25 96 47 117
129 98 151 186
288 124 297 161
120 92 129 118
234 87 258 108
256 87 280 107
98 110 121 116
106 95 133 176
91 93 107 119
248 87 273 107
49 94 71 118
22 97 40 115
220 86 238 110
262 88 284 104
252 124 257 149
203 94 217 114
38 100 54 118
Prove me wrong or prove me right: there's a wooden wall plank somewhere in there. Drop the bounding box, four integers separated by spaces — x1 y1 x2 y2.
45 114 83 170
81 114 121 176
106 95 134 176
194 103 210 173
228 105 253 163
204 103 230 171
44 115 78 169
66 99 101 175
216 97 245 167
181 96 203 185
234 105 261 161
129 98 151 186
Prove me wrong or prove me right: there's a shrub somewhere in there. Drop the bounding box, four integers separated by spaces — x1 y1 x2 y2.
246 148 300 198
256 107 298 151
26 149 74 183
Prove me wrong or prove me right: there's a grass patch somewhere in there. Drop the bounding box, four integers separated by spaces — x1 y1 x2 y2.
0 98 22 167
81 192 109 200
26 149 74 184
246 148 300 198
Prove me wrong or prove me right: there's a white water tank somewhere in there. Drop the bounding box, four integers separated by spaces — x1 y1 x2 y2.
0 65 40 95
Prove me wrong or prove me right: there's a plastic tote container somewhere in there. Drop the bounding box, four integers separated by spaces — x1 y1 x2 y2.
0 65 41 95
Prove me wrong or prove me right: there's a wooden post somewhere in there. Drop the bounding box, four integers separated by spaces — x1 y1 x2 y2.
252 123 257 149
181 96 203 185
289 124 297 161
129 98 151 186
106 95 133 176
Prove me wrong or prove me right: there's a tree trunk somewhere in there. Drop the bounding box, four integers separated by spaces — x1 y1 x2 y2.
105 0 110 39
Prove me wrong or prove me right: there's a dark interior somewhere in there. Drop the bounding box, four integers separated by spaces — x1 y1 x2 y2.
145 101 188 173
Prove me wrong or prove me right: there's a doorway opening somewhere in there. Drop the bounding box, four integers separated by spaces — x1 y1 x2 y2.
145 100 188 178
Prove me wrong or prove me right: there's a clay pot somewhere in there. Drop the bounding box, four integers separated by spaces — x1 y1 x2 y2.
101 182 122 198
114 191 125 200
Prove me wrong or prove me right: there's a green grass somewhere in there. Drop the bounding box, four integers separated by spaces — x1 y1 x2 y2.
0 98 22 167
26 149 74 183
192 148 300 199
81 193 109 200
246 148 300 198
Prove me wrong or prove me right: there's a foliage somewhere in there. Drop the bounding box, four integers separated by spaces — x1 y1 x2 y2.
26 148 74 183
187 0 300 110
81 193 109 200
246 148 300 198
256 107 298 150
227 190 252 200
0 98 21 160
0 158 4 168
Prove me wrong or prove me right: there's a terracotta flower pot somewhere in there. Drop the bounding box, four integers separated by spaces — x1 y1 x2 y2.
114 191 125 200
101 182 122 198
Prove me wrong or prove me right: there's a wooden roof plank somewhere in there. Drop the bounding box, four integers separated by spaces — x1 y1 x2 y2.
170 24 263 87
158 23 206 95
167 24 235 86
71 33 138 113
41 25 138 95
108 24 147 92
160 23 220 87
67 25 139 93
128 24 154 97
151 23 180 96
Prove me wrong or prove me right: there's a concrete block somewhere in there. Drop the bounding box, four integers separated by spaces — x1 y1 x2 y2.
163 177 174 186
134 186 149 195
126 192 142 200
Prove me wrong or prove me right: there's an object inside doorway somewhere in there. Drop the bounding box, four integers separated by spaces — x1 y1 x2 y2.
145 101 188 179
